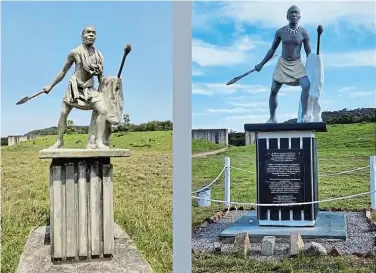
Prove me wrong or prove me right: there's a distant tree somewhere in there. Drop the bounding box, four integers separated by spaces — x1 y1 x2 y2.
113 114 131 133
1 137 8 146
65 120 77 134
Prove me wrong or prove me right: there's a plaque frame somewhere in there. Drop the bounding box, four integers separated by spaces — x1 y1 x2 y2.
244 123 327 227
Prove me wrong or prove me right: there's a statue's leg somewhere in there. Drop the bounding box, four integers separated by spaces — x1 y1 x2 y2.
299 76 311 123
92 101 110 149
104 121 112 147
95 114 109 149
86 110 98 149
266 80 283 123
48 101 73 149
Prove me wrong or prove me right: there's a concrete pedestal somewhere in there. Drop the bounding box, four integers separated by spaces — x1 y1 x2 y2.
39 148 131 264
244 122 327 227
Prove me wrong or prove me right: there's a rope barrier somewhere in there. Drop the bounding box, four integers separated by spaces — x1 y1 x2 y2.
229 165 370 177
192 189 376 207
230 166 256 173
191 167 226 194
191 155 372 207
319 166 369 177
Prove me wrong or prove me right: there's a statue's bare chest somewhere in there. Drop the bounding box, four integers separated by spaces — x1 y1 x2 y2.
73 50 99 65
281 31 304 46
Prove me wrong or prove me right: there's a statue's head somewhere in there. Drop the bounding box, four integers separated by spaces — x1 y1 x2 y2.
81 25 96 46
286 5 301 24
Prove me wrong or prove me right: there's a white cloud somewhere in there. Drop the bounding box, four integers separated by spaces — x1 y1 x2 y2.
224 96 248 100
227 101 268 108
192 112 212 116
336 86 375 98
206 107 249 114
192 35 269 67
192 87 214 95
348 91 375 98
192 82 271 96
224 111 296 124
192 68 204 77
339 86 358 92
192 38 250 67
324 50 376 67
213 1 376 31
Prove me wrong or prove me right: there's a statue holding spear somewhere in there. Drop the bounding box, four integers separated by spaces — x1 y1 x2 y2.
16 25 131 149
226 5 324 124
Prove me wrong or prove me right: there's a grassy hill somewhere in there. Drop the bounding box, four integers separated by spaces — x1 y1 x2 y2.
2 123 375 273
192 122 375 273
1 131 226 273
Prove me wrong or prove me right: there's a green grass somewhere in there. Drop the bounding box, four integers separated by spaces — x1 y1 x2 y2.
192 123 376 273
192 139 226 153
1 131 224 273
193 253 376 273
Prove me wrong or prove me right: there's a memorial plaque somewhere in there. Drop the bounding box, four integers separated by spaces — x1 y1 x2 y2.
261 149 304 204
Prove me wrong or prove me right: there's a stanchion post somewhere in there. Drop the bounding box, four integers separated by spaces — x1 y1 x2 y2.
370 156 376 210
224 157 231 208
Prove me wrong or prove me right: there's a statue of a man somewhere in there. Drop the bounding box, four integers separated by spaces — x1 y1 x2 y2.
43 25 121 149
255 5 312 123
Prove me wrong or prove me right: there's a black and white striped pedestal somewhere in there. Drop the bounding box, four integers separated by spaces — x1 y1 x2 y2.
244 122 327 227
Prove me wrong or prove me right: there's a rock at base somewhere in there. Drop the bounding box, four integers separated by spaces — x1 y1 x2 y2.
213 242 222 253
261 236 276 256
233 232 251 257
304 242 327 256
364 251 376 258
328 247 342 257
16 225 154 273
289 232 304 257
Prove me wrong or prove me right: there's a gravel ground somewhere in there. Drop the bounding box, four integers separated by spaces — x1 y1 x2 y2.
192 211 376 260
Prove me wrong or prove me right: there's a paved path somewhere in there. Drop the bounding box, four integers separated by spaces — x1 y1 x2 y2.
192 147 229 158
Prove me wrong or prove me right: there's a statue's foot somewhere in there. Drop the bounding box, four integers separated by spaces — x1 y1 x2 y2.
266 117 277 124
48 140 64 149
86 143 97 149
96 142 110 150
302 115 311 123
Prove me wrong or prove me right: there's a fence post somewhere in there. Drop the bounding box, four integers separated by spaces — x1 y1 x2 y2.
371 156 376 210
224 157 231 209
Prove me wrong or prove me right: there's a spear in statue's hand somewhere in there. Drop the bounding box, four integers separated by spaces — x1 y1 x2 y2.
226 54 278 86
16 90 46 105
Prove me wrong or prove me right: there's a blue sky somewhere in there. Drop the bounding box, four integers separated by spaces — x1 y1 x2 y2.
192 1 376 132
1 1 172 137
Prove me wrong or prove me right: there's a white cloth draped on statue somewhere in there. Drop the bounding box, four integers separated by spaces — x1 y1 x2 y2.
297 52 324 122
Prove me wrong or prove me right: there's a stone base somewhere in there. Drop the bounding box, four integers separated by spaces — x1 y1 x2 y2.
39 148 131 262
16 224 155 273
243 122 328 133
258 219 315 227
219 211 347 240
39 148 132 159
244 122 328 226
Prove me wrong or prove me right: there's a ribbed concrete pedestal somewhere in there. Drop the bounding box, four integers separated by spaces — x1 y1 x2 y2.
39 148 131 264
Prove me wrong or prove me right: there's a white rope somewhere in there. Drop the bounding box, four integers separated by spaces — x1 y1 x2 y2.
230 166 256 173
319 166 369 177
191 167 226 194
192 189 376 207
230 165 369 177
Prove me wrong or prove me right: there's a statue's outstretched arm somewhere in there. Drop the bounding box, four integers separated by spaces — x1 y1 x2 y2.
260 31 281 66
47 52 75 92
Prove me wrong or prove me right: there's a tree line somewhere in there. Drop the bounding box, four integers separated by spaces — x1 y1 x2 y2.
25 114 173 136
2 108 375 146
228 107 375 146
